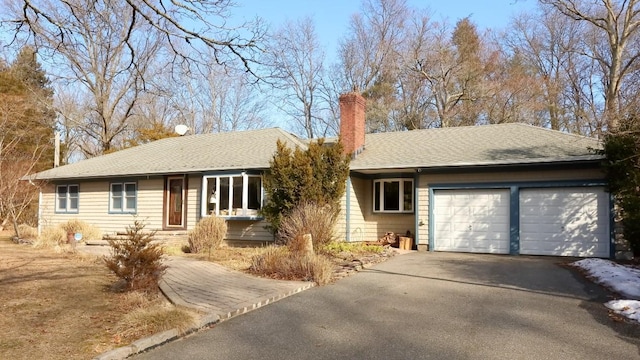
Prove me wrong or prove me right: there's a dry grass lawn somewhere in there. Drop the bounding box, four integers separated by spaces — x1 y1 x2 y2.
0 235 392 360
181 246 266 272
0 233 197 360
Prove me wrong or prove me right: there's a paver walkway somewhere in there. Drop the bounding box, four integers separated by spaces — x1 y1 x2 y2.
77 244 314 319
159 257 314 318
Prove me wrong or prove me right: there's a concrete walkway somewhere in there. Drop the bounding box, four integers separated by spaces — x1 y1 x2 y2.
159 256 314 319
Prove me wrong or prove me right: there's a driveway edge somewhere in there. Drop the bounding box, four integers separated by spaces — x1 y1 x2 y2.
92 282 313 360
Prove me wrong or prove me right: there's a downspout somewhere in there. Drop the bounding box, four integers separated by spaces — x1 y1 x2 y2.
345 177 351 242
414 171 420 248
38 189 42 236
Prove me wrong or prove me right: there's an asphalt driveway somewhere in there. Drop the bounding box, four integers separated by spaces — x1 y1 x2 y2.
134 252 640 360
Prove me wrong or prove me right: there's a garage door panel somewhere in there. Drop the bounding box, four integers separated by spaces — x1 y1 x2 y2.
520 187 609 258
520 240 606 257
434 189 510 254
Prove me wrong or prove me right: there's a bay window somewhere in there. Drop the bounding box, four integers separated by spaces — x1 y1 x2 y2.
203 173 263 217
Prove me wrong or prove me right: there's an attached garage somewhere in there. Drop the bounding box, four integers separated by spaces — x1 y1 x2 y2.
433 189 510 254
519 187 610 258
430 185 612 258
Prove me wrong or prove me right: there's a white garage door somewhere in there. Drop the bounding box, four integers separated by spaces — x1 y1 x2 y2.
519 187 610 257
433 189 510 254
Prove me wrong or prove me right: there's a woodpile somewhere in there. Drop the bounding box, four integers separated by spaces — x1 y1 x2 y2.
379 232 398 246
377 231 414 250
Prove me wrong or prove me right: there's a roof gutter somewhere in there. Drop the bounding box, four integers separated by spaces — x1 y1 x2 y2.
350 155 603 173
24 167 272 182
414 158 602 174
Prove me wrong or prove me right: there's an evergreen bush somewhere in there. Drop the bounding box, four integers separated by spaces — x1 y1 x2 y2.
104 220 166 293
600 119 640 255
262 138 350 234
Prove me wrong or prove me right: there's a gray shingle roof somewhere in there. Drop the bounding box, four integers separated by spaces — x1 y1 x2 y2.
31 123 601 181
350 123 601 170
32 128 306 180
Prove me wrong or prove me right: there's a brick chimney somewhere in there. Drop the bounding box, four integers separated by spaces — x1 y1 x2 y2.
339 92 366 157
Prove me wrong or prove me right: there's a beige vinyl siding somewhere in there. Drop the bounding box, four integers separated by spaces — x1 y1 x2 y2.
39 178 165 236
187 174 201 229
342 176 415 242
40 175 275 242
335 177 367 242
226 220 273 242
335 186 348 240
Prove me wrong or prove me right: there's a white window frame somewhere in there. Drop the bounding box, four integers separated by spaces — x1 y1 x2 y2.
201 173 263 218
109 182 137 213
55 184 79 213
373 178 414 213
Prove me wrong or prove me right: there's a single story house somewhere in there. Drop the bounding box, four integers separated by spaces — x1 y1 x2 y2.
31 92 617 258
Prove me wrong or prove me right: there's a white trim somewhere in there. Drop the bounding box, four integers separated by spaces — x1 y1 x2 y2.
373 178 414 213
201 174 263 218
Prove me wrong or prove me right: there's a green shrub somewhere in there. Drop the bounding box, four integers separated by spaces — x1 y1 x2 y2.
600 120 640 255
277 201 338 251
188 216 227 258
262 139 350 234
322 241 384 256
249 246 334 285
618 196 640 255
104 220 167 293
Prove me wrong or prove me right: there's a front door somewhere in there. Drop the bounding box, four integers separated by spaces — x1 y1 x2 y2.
166 177 185 227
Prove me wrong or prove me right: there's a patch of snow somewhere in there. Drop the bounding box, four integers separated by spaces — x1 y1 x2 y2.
572 258 640 323
572 258 640 299
605 300 640 322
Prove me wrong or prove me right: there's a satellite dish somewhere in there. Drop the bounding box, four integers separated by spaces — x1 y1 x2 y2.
175 124 189 136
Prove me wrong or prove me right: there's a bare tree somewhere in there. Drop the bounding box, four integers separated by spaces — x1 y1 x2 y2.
410 19 488 127
3 0 265 75
5 0 162 156
2 0 268 157
396 11 436 129
503 11 578 131
541 0 640 130
340 0 408 90
481 47 546 126
53 89 85 163
264 17 328 138
170 62 270 134
318 62 349 136
339 0 410 132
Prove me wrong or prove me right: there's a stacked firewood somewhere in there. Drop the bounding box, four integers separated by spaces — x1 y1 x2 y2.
379 232 398 246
